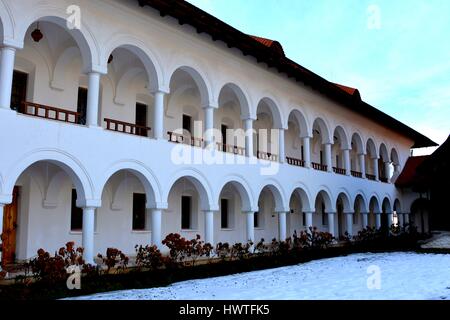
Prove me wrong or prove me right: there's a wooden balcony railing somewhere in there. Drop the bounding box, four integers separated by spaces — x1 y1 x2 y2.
217 143 245 156
286 157 305 167
366 174 376 181
379 177 389 183
312 162 327 172
104 118 151 136
351 170 363 178
20 101 80 124
257 150 278 162
333 167 346 175
167 131 204 148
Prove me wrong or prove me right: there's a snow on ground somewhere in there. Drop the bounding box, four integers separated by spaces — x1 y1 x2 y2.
68 252 450 300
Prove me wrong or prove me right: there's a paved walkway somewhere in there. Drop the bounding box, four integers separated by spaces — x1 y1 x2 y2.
421 231 450 249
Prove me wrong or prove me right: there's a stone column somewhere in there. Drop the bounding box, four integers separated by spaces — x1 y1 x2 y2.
278 129 285 163
86 72 101 127
82 207 96 265
373 158 379 181
346 212 353 237
398 212 404 227
244 118 254 158
328 212 335 236
343 149 351 176
384 161 391 183
362 212 369 229
387 213 393 228
305 211 313 231
152 91 165 140
302 137 311 168
375 213 381 229
204 210 214 245
0 46 16 110
359 153 366 178
151 209 162 248
277 212 287 241
203 106 214 148
245 211 254 243
324 143 333 172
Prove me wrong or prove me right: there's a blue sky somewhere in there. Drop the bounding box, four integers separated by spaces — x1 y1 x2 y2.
187 0 450 154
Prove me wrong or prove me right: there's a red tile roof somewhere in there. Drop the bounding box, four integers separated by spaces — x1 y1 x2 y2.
250 35 285 56
395 156 429 188
334 83 361 100
335 84 357 95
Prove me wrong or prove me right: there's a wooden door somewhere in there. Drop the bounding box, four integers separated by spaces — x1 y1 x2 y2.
2 187 19 266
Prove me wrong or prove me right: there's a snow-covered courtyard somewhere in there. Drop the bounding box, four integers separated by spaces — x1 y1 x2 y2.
70 252 450 300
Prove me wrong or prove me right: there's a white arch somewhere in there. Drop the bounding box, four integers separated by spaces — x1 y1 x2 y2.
102 35 165 92
218 82 252 120
366 138 379 158
382 196 393 213
97 160 163 209
351 132 366 154
16 11 101 73
315 187 335 212
354 193 369 213
50 46 81 91
257 179 289 212
391 148 400 166
312 117 333 144
256 97 284 129
4 149 94 206
216 175 256 212
165 168 216 211
335 189 352 212
369 195 381 213
287 182 314 212
333 125 350 150
0 1 17 46
394 198 402 213
379 143 389 162
167 63 214 108
287 108 310 138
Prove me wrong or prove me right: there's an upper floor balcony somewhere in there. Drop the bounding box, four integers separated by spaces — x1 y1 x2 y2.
0 18 401 185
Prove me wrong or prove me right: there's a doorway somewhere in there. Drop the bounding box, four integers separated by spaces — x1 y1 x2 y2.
2 187 19 266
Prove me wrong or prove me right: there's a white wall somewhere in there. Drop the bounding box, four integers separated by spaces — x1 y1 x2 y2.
0 0 425 259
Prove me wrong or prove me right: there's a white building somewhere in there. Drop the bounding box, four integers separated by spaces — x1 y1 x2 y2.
0 0 437 266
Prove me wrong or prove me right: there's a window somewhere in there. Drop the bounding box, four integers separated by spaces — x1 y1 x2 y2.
132 193 146 230
221 199 229 229
320 151 324 165
71 189 83 231
221 124 228 146
11 70 28 111
135 103 148 137
181 196 192 230
301 146 304 161
77 87 88 125
182 114 192 135
254 211 259 228
302 212 306 226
